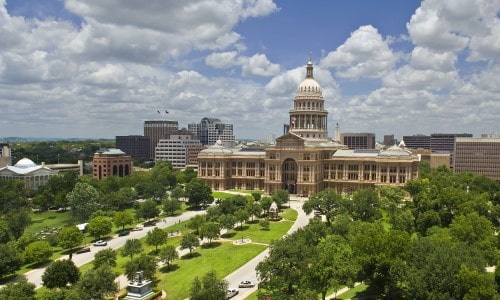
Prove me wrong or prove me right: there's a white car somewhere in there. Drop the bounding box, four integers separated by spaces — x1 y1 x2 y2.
238 280 255 288
93 240 107 246
226 288 239 299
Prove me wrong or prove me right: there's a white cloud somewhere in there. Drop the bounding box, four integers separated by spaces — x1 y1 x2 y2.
410 47 457 72
206 52 280 77
205 51 239 68
320 25 397 79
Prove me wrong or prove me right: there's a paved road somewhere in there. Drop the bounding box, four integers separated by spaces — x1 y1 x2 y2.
225 197 311 300
24 209 206 288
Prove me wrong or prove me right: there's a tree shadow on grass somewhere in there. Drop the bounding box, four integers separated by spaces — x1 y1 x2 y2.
27 260 52 270
159 264 180 273
201 241 221 249
181 252 201 260
0 274 20 285
234 225 249 231
221 232 237 239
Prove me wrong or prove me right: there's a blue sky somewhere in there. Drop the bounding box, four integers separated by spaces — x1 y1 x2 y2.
0 0 498 141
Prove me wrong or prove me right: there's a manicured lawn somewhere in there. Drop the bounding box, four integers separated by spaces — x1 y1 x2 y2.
337 283 368 299
228 189 263 194
159 242 267 300
212 191 238 199
26 210 73 235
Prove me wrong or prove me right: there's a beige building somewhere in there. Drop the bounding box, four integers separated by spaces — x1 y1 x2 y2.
93 149 132 180
198 60 420 196
453 137 500 181
0 158 58 190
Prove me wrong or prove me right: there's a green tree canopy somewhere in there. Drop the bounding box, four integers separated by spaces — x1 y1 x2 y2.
24 240 53 265
135 199 160 221
199 222 220 245
124 254 157 282
0 277 36 300
76 265 118 300
122 239 143 260
189 270 228 300
112 210 134 231
66 182 101 222
303 188 349 226
185 179 213 208
158 245 178 268
87 216 112 240
180 233 200 256
146 227 168 253
163 198 181 216
0 242 23 279
93 248 117 268
57 226 84 254
42 259 80 289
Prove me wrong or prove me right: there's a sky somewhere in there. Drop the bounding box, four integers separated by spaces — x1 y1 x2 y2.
0 0 499 141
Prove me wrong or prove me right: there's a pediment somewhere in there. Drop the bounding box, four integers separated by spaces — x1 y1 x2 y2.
275 132 305 148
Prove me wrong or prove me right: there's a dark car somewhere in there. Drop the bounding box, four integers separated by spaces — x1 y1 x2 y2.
118 230 130 237
76 247 90 254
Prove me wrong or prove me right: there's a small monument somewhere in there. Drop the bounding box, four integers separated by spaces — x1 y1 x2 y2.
269 201 279 220
125 271 155 300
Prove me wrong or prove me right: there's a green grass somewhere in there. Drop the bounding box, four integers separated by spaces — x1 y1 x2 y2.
26 210 74 235
212 191 238 199
160 242 267 300
337 283 368 299
228 189 264 194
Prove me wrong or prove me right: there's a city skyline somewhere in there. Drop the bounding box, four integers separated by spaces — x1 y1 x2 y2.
0 0 499 140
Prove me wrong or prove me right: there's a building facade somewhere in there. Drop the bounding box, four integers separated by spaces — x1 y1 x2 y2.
453 137 500 181
0 158 58 190
155 129 203 170
116 135 150 161
197 60 420 196
0 143 11 168
144 120 179 160
188 118 235 147
340 133 376 149
403 134 431 149
92 149 132 180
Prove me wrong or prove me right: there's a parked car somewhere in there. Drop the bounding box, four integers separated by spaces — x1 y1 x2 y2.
93 240 107 246
226 288 239 299
238 280 255 288
131 225 144 231
118 230 130 236
76 247 90 254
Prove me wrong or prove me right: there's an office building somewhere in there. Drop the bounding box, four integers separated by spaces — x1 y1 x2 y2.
155 129 203 170
340 133 376 149
92 149 132 180
197 59 420 195
188 118 235 147
453 137 500 181
403 134 431 149
116 135 150 161
383 135 395 146
144 120 179 160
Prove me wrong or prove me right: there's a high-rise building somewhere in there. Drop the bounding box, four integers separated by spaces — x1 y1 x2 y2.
402 134 431 149
92 149 132 180
383 135 395 146
431 133 473 167
453 137 500 181
144 120 179 160
0 143 11 168
340 133 376 149
188 118 235 147
116 135 150 161
155 129 203 170
197 59 420 196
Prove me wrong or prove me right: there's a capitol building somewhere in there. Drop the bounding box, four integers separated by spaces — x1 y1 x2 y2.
197 59 420 196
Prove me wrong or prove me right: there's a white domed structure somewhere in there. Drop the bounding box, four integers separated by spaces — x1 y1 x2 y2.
289 57 328 140
14 158 37 168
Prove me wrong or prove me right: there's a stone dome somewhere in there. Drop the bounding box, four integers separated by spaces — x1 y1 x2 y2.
14 158 37 168
296 78 322 96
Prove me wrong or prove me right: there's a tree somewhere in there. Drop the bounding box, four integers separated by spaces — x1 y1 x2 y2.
0 277 36 300
259 218 270 230
458 265 497 300
93 248 117 268
303 189 349 226
121 239 143 260
218 214 236 231
0 219 14 243
199 222 220 245
235 208 250 228
87 216 112 240
158 245 178 268
271 189 289 208
246 201 262 221
77 265 118 300
124 254 157 282
180 233 200 256
24 240 52 265
66 182 101 222
189 270 228 300
303 235 358 300
260 196 273 215
3 209 31 239
185 179 213 208
163 198 181 216
170 186 184 201
188 214 206 235
0 243 23 279
112 211 134 231
57 226 84 256
42 259 80 289
252 192 261 202
350 188 381 222
135 199 159 221
146 227 168 253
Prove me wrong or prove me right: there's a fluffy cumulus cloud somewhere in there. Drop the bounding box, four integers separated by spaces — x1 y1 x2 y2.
320 25 397 79
205 52 280 76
